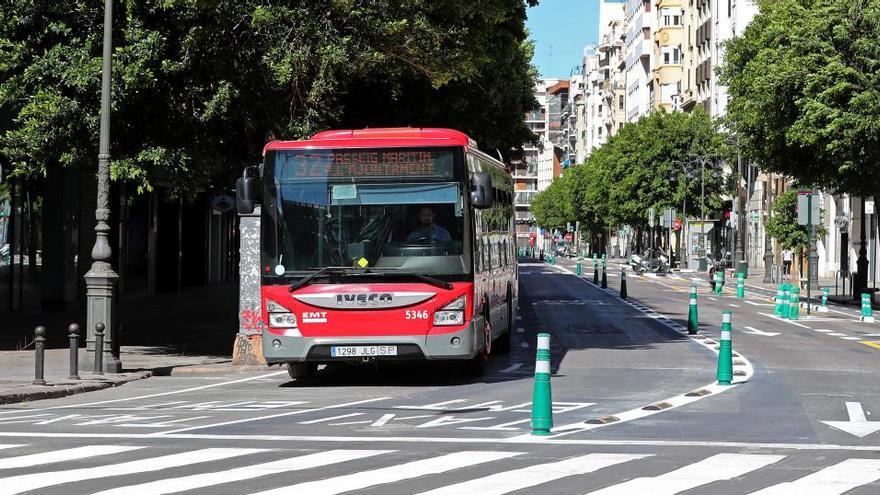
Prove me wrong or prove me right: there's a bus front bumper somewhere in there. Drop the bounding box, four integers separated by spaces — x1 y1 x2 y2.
261 319 482 364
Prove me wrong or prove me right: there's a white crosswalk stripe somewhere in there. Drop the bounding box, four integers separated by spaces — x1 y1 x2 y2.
414 453 650 495
248 450 522 495
91 449 392 495
586 453 785 494
749 458 880 494
1 444 880 494
0 445 143 470
0 447 267 495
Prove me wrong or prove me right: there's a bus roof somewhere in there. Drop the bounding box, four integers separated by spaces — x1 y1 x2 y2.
262 128 478 155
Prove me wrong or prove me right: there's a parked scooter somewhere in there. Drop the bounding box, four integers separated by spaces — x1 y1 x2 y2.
629 253 649 274
0 244 9 265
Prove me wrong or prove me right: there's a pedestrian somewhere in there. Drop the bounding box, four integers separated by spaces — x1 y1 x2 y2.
782 247 793 278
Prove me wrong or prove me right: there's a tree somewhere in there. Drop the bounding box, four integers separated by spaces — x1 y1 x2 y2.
531 177 570 231
765 190 810 251
576 110 728 230
0 1 539 193
721 0 880 198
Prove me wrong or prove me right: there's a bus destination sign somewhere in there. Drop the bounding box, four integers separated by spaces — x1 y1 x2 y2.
284 150 452 178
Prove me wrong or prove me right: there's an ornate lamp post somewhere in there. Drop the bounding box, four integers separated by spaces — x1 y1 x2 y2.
762 172 775 283
83 0 120 372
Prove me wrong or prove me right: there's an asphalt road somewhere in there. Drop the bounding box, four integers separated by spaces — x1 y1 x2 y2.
1 258 879 493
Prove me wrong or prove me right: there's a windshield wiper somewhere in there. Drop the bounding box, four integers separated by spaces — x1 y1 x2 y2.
392 272 454 290
288 267 365 292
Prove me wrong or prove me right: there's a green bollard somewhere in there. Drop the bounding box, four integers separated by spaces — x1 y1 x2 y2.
620 268 627 299
717 311 734 385
576 257 582 276
818 287 829 313
531 333 553 435
774 284 785 317
789 286 800 320
781 283 791 319
688 285 700 334
736 273 745 299
714 270 724 295
860 293 875 323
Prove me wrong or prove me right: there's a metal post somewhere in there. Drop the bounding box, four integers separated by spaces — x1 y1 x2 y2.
763 173 774 283
855 197 869 299
735 152 747 277
94 323 105 375
68 323 80 380
699 158 707 271
84 0 121 373
33 326 46 385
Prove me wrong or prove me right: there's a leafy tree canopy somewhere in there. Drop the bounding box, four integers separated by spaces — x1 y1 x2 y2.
0 0 538 194
764 189 826 251
721 0 880 197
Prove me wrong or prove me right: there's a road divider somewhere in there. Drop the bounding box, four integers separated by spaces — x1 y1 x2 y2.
781 284 791 319
736 273 745 299
620 268 627 299
774 285 785 317
717 311 733 385
601 264 608 289
688 286 700 335
531 333 553 436
790 286 801 320
860 293 875 323
593 255 599 284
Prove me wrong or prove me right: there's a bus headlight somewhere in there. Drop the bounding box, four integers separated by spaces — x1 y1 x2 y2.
267 299 298 328
433 296 466 326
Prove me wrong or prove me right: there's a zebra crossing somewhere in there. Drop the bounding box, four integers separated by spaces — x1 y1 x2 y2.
0 442 877 494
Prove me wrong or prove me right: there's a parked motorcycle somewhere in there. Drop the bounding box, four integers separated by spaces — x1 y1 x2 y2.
629 253 649 274
0 244 9 265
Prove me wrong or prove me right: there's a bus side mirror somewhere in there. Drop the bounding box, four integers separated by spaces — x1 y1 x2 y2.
470 172 494 209
236 172 258 215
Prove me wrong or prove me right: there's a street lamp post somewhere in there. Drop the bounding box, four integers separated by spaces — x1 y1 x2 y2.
689 155 718 272
672 159 690 270
762 172 775 283
83 0 120 373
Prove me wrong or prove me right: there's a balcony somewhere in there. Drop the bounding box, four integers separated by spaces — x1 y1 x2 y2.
515 191 538 206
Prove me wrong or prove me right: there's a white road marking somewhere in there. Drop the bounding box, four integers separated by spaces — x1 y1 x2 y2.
758 312 811 328
708 296 718 301
842 337 863 341
251 451 521 495
415 416 496 428
460 418 532 431
298 413 365 425
0 371 290 415
827 333 847 337
729 304 741 308
749 458 880 494
0 447 267 495
500 363 522 373
415 453 649 495
10 431 880 451
154 397 390 435
743 326 781 337
93 450 391 495
745 300 771 306
587 453 784 494
815 329 834 332
0 445 142 470
370 414 396 427
395 400 467 411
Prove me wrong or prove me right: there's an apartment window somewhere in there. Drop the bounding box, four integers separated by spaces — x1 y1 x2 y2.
598 104 603 115
661 8 682 27
598 127 603 136
661 46 682 65
619 95 624 110
619 123 624 131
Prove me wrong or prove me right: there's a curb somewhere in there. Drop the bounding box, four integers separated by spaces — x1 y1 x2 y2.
0 371 152 405
168 363 273 376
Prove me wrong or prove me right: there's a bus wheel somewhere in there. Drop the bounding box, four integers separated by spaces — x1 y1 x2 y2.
287 362 317 380
467 314 491 376
494 295 513 354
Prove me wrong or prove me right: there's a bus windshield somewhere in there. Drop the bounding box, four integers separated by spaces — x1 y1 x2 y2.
262 147 470 281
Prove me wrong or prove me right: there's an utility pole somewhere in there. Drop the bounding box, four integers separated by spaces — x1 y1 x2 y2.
735 152 747 277
83 0 121 372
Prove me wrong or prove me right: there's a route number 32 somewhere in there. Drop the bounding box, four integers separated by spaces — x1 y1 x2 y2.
405 310 429 320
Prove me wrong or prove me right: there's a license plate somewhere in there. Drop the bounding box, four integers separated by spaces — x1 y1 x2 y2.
330 345 398 358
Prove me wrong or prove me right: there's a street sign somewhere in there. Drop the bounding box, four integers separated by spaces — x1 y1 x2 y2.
648 207 655 227
797 192 820 225
662 208 676 228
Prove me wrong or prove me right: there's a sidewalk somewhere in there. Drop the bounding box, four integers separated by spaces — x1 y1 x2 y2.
0 283 272 405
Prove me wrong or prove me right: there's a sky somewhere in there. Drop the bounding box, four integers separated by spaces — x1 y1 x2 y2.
526 0 602 79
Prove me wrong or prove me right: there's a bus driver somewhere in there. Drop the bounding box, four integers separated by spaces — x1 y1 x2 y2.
407 206 452 243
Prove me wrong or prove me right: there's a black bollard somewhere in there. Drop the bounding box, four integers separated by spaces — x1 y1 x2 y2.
68 323 80 380
620 268 628 299
33 326 46 386
593 265 599 284
601 266 608 289
94 322 105 375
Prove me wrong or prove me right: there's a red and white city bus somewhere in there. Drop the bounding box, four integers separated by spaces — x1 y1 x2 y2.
237 128 517 378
